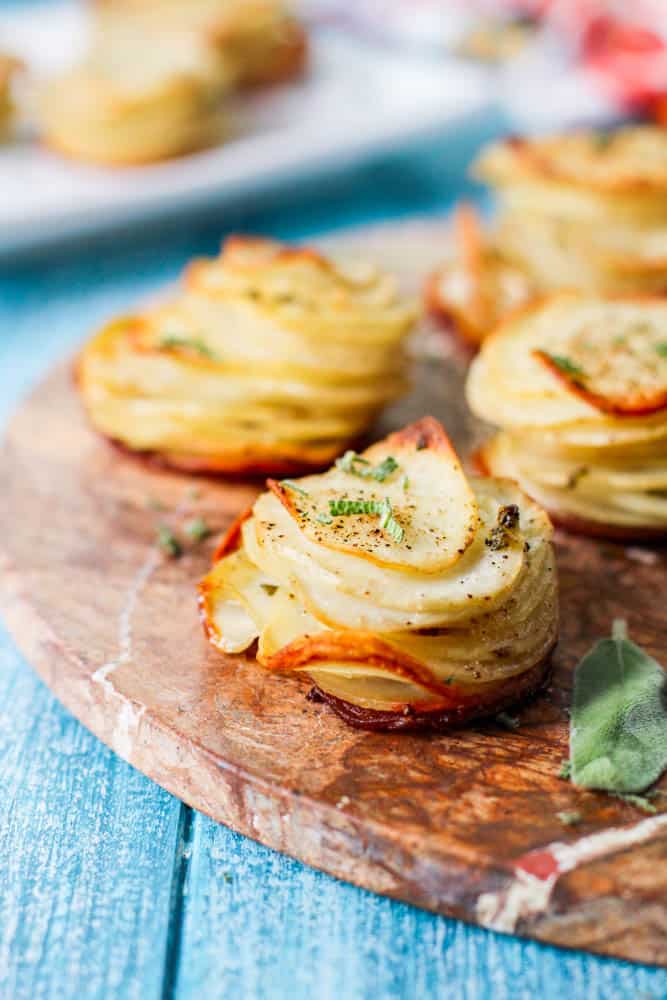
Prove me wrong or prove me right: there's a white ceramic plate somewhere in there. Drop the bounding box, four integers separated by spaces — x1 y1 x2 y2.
0 2 489 252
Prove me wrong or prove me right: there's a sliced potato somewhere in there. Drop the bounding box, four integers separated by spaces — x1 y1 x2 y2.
249 481 539 625
267 417 479 573
468 294 667 427
199 418 559 726
468 290 667 536
427 203 537 346
185 236 418 343
480 432 667 533
531 300 667 416
449 126 667 354
77 236 415 474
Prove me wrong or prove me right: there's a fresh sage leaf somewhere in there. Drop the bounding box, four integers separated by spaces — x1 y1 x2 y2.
570 620 667 794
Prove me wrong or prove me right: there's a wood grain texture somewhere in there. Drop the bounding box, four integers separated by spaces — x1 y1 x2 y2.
5 646 667 1000
1 222 667 971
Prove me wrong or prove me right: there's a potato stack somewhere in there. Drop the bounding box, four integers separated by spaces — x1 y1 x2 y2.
467 293 667 539
478 127 667 296
199 418 558 730
430 126 667 345
77 236 416 475
40 0 306 165
40 34 229 165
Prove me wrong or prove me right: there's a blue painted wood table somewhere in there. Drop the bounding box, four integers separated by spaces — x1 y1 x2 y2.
2 120 667 1000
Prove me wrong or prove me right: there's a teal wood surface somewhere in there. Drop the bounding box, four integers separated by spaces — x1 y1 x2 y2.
2 115 667 1000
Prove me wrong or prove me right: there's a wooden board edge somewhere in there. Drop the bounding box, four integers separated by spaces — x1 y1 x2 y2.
2 548 666 968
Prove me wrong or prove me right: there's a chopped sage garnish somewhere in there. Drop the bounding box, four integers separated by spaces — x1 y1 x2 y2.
592 129 614 152
329 498 384 516
655 342 667 358
542 352 584 377
335 451 400 482
157 525 182 558
612 792 658 814
281 479 309 497
159 335 218 360
184 516 211 543
378 497 404 544
327 496 404 544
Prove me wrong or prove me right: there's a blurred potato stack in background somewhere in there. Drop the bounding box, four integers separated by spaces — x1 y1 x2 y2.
430 125 667 347
39 0 306 165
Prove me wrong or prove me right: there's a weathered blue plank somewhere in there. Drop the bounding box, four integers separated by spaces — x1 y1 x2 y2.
173 812 667 1000
0 625 184 1000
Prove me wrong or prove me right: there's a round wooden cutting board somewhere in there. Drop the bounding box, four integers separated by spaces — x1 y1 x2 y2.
1 222 666 967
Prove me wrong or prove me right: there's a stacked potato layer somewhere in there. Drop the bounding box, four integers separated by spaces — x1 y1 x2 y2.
467 293 667 538
199 418 558 728
478 127 667 296
430 126 667 344
78 236 415 475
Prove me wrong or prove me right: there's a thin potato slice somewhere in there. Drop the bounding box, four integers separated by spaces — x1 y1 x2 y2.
530 299 667 416
268 417 479 573
249 482 537 623
466 295 601 429
467 294 667 427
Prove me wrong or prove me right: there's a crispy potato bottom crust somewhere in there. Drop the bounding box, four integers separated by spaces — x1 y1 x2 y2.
106 432 350 478
310 648 554 732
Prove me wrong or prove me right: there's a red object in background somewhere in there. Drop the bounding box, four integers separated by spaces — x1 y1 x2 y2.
582 14 667 114
498 0 667 119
